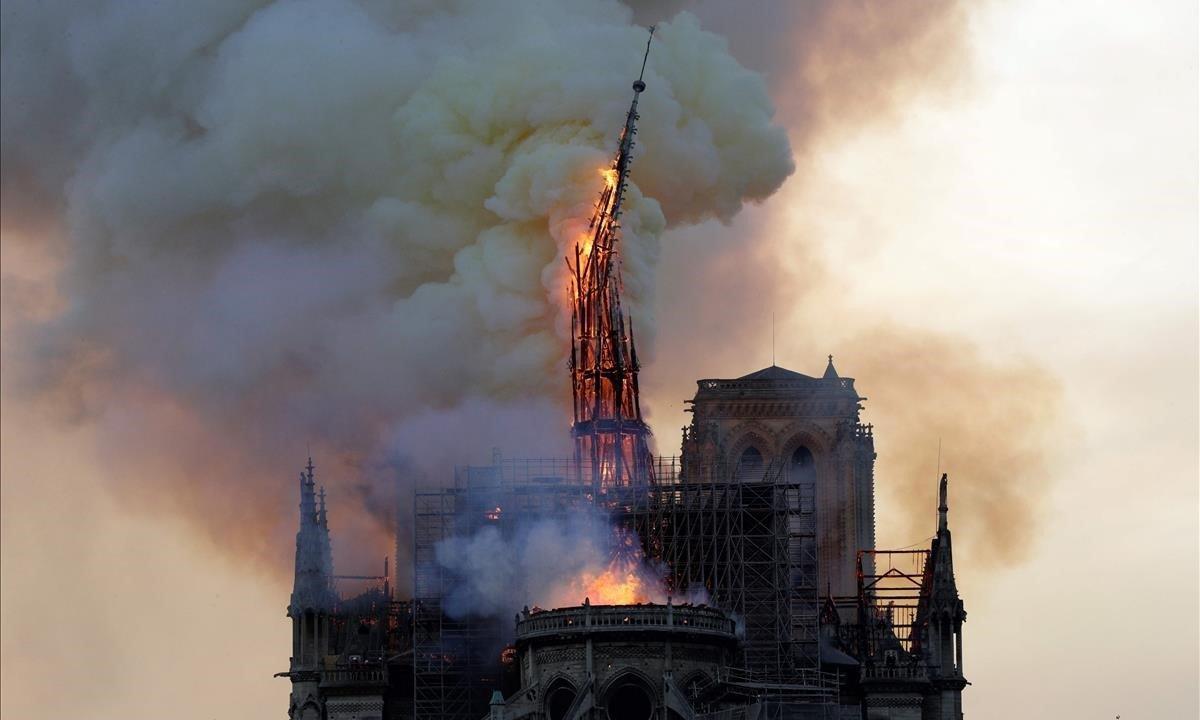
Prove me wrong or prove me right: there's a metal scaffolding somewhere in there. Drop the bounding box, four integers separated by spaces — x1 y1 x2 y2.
621 459 820 676
854 549 932 660
411 456 825 720
413 462 594 720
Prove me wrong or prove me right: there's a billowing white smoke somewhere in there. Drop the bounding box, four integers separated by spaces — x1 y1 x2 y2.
433 508 709 618
0 1 792 568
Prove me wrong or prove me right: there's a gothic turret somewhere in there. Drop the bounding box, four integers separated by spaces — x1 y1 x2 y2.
284 458 337 720
920 473 967 720
823 354 840 379
291 457 335 612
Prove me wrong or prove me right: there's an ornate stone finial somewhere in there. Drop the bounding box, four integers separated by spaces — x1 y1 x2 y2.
823 354 839 379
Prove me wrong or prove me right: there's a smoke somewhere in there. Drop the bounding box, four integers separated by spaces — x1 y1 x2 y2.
433 509 678 618
840 326 1061 566
1 1 793 577
631 1 972 139
2 0 1058 587
640 0 1063 573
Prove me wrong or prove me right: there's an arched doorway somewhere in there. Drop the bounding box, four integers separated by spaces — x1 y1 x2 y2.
604 674 655 720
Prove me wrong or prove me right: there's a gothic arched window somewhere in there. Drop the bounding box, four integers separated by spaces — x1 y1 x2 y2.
737 445 764 481
790 445 816 483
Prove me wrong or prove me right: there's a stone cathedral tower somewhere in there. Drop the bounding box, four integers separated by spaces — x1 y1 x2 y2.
284 459 339 720
680 357 876 598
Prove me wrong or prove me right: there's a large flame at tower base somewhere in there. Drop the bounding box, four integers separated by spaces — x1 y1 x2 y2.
566 553 666 606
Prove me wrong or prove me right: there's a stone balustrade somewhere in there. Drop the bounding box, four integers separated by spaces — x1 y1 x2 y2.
515 603 737 642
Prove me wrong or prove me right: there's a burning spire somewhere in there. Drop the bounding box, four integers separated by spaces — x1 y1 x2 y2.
567 27 656 490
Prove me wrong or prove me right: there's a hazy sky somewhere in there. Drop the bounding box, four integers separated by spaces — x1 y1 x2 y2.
649 2 1199 717
2 1 1197 719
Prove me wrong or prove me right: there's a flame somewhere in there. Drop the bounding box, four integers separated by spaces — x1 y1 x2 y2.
559 528 665 606
575 167 617 263
564 159 653 489
576 230 594 269
600 166 618 190
570 555 656 605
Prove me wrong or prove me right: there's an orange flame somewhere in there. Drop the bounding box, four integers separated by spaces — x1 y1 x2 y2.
576 230 594 269
560 530 665 606
600 166 618 190
571 559 653 605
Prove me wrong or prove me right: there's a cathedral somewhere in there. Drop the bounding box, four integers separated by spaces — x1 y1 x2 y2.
277 30 967 720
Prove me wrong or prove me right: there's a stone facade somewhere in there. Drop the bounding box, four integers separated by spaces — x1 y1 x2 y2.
279 363 968 720
681 360 876 598
493 602 738 720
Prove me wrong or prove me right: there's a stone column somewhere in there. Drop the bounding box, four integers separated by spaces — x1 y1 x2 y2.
300 611 309 666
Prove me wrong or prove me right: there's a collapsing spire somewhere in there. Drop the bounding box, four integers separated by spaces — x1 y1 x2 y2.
290 457 336 611
567 27 656 489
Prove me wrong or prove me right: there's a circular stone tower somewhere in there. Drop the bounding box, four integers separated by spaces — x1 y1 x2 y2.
490 601 738 720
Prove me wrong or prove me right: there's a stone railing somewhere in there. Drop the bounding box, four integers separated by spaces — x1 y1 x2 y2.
320 667 387 687
516 603 736 642
861 664 928 681
695 377 857 395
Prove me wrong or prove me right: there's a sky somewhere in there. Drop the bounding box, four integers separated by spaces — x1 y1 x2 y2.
2 1 1197 718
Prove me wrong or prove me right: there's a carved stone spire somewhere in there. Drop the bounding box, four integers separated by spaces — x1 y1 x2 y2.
290 458 336 612
930 474 960 610
921 472 967 715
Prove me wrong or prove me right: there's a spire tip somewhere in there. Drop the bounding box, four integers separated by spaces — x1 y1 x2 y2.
937 472 949 533
633 25 655 91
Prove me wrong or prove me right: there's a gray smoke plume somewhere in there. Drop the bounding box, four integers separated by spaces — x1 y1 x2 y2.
1 1 793 578
434 509 683 618
3 0 1048 586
